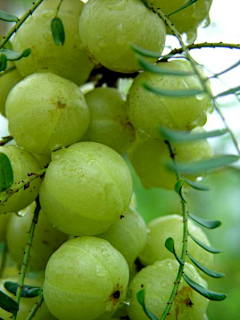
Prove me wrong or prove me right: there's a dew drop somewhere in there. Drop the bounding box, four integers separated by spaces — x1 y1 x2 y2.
97 35 107 48
201 15 211 28
185 29 197 44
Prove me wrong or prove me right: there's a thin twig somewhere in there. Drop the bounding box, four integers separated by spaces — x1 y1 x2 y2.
25 292 44 320
0 136 13 146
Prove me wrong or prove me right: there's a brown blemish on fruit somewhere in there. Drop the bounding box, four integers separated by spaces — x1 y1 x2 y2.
57 100 66 109
108 284 122 308
175 287 193 318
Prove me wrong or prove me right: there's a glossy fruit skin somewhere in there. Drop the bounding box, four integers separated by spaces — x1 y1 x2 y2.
43 237 129 320
139 214 214 278
40 142 133 236
0 275 56 320
83 87 135 154
79 0 166 73
127 259 208 320
128 136 213 189
128 60 213 139
0 146 41 214
6 202 68 272
12 0 93 85
98 206 147 266
6 72 90 155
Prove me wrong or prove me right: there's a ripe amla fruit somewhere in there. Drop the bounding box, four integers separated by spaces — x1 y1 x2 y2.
43 237 129 320
6 72 90 155
40 142 133 236
12 0 93 85
6 202 68 272
139 215 214 278
128 59 213 138
0 146 41 213
79 0 166 73
0 275 56 320
127 259 208 320
128 136 213 189
83 87 135 154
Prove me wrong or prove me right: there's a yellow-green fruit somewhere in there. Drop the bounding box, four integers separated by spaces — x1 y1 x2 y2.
43 237 129 320
6 202 68 271
79 0 166 73
83 87 135 154
0 214 10 242
6 72 90 155
150 0 213 38
128 60 213 138
12 0 93 85
99 206 147 265
40 142 133 236
127 259 208 320
128 137 213 189
0 62 22 117
139 215 214 278
0 146 41 213
0 275 56 320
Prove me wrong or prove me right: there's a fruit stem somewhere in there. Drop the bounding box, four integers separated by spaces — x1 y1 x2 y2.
0 135 13 146
25 291 44 320
0 0 45 50
168 42 240 55
12 197 41 320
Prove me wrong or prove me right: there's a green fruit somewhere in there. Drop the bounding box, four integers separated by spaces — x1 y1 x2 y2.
139 214 214 278
0 146 41 213
12 0 93 85
99 206 147 265
40 142 133 236
128 136 213 189
0 62 22 117
83 87 135 154
128 259 208 320
150 0 212 38
6 202 68 271
6 72 90 155
43 237 129 320
0 275 56 320
0 214 10 243
79 0 166 72
128 60 213 138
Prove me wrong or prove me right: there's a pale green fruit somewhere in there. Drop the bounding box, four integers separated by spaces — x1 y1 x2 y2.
6 202 68 272
0 146 41 214
128 259 208 320
150 0 213 38
40 142 133 236
128 60 213 138
99 206 147 265
139 214 214 278
0 62 22 117
6 72 90 155
79 0 166 73
0 214 10 242
12 0 93 85
43 237 129 320
83 87 135 154
32 153 51 169
128 136 213 189
0 275 56 320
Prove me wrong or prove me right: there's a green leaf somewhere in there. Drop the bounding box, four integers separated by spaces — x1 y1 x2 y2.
0 10 18 22
0 153 14 192
139 0 150 8
0 289 19 313
187 253 225 278
189 233 222 254
51 17 65 45
167 155 239 175
174 179 186 203
0 55 7 72
160 126 228 142
188 213 221 229
4 281 42 298
216 85 240 98
130 43 160 59
165 238 184 265
184 178 209 191
0 48 31 61
137 290 158 320
142 82 204 97
138 56 194 76
168 0 198 17
183 274 227 301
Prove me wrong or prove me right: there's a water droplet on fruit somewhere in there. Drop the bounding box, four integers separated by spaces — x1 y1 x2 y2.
201 15 211 28
196 94 203 101
97 35 106 48
185 30 197 44
136 128 150 140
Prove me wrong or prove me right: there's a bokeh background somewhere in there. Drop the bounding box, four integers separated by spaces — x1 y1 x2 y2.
0 0 240 319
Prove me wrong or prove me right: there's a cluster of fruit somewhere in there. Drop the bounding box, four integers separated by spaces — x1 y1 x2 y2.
0 0 215 319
